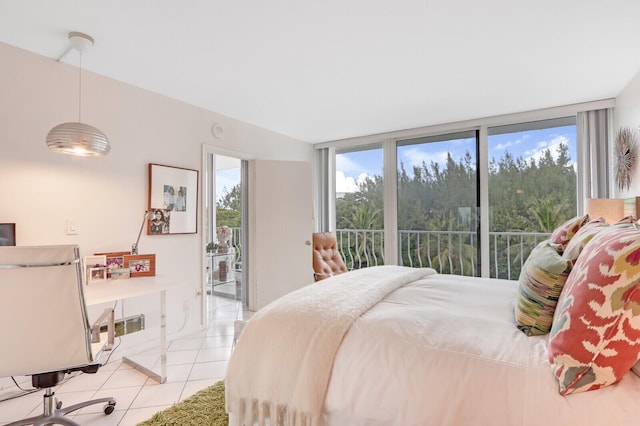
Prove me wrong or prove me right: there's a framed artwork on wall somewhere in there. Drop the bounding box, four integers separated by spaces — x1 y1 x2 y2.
148 163 198 235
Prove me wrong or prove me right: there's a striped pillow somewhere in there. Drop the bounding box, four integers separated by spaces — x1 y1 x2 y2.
515 240 571 336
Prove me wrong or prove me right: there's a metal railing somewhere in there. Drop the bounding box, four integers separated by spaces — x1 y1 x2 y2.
335 228 550 281
226 227 549 281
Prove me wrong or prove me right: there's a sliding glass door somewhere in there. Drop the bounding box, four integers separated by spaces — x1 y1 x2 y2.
397 131 479 275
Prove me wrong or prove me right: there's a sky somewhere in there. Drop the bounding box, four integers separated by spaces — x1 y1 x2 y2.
336 125 577 193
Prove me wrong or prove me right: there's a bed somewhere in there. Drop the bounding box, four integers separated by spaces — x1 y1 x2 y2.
225 234 640 426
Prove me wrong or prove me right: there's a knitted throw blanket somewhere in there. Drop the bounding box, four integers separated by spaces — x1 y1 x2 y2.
225 265 436 426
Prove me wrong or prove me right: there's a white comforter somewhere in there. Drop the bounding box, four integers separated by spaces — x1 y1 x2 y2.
228 269 640 425
323 273 640 425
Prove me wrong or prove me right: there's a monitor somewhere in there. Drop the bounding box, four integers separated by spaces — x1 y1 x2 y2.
0 223 16 246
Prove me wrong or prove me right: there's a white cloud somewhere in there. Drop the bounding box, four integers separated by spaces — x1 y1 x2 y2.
336 170 359 193
336 153 362 175
525 135 569 163
493 134 529 151
400 147 449 169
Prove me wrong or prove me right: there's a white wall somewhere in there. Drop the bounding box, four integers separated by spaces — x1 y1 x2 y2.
613 68 640 199
0 42 314 338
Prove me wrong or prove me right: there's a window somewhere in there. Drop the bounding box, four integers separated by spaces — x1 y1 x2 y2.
335 147 384 269
488 117 577 278
397 131 479 275
324 111 582 279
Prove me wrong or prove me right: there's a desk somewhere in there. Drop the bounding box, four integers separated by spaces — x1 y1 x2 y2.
84 276 177 384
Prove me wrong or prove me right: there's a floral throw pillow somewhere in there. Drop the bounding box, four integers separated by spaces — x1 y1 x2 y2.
515 241 571 336
561 218 608 265
548 228 640 395
549 214 590 247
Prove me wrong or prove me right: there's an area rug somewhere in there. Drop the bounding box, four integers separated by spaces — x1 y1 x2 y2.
138 381 228 426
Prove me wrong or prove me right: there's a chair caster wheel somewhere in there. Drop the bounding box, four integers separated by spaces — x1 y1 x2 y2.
104 401 116 415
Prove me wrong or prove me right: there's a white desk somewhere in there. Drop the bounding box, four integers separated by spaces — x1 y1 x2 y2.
84 276 177 384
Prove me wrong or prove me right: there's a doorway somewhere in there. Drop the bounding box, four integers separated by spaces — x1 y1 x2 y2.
202 147 248 325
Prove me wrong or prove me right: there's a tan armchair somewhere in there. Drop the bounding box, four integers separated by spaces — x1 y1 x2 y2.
312 232 348 281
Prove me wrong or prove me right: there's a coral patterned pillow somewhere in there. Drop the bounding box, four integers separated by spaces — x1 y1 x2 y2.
548 228 640 395
549 214 590 246
562 218 608 265
515 241 571 336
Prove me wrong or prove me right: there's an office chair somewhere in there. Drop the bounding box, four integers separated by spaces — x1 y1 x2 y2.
312 232 348 281
0 245 116 426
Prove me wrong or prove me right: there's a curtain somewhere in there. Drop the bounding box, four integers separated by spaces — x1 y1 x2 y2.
315 147 332 231
577 108 613 203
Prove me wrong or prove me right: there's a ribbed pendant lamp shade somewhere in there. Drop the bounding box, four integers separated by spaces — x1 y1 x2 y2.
46 122 110 156
46 32 110 157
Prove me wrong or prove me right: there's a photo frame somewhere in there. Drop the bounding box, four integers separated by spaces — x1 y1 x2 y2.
124 254 156 277
83 255 106 270
148 163 198 234
95 251 130 278
87 266 107 284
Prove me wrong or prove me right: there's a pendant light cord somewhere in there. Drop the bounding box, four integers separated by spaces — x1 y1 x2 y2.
78 53 82 123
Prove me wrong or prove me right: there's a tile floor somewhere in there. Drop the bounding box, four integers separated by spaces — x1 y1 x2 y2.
0 296 251 425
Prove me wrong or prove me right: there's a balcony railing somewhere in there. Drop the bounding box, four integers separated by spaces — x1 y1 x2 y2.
336 229 550 281
226 227 549 281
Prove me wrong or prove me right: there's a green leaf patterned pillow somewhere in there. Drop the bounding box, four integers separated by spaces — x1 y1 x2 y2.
515 240 571 336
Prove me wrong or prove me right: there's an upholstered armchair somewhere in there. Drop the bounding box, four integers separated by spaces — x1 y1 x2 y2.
312 232 348 281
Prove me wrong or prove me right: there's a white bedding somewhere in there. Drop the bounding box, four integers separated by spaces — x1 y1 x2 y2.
227 269 640 425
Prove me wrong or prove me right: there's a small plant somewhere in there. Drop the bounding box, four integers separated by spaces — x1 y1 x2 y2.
206 242 218 253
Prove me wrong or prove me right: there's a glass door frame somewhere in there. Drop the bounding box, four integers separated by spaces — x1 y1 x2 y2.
201 144 254 326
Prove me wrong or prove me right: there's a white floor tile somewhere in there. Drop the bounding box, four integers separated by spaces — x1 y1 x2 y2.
168 337 204 351
118 405 172 426
75 386 140 414
202 334 234 348
0 390 42 423
196 346 232 363
129 381 185 409
180 378 221 401
188 360 228 381
165 364 194 383
101 368 150 389
72 409 125 426
166 349 199 365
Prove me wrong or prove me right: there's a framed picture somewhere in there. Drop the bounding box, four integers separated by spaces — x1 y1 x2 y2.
87 266 107 283
0 223 16 246
83 255 106 271
95 251 130 278
148 163 198 234
124 254 156 277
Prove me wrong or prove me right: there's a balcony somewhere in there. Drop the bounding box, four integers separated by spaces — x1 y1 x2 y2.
336 229 550 281
226 227 549 281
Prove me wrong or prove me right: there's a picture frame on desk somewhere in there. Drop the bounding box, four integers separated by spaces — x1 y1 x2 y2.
124 254 156 277
87 266 107 284
95 251 130 278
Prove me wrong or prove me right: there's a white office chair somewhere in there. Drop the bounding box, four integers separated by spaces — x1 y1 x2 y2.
0 245 116 426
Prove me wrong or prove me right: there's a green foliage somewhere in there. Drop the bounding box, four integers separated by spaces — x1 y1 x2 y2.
216 184 241 228
337 142 577 278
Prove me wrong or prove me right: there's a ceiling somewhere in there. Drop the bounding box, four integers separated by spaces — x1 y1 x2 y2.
2 1 640 144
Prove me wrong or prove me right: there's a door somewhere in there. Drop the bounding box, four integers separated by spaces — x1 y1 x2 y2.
248 160 313 310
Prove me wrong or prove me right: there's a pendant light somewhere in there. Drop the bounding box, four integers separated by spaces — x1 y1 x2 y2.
46 32 110 157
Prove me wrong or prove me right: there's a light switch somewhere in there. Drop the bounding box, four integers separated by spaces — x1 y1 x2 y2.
67 219 79 235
